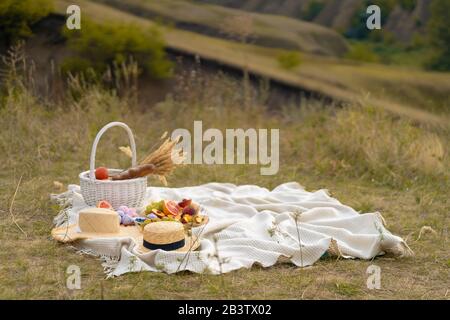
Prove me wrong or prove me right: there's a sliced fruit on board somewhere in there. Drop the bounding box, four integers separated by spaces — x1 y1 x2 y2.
152 209 165 218
181 214 193 223
163 200 181 216
145 200 164 214
182 205 197 215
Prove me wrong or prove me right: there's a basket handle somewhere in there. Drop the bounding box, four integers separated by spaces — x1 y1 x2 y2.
89 122 137 180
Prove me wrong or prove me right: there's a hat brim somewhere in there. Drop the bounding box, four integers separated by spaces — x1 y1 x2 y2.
137 234 200 254
51 224 142 243
51 224 201 253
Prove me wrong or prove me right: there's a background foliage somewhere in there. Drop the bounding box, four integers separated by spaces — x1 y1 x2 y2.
427 0 450 71
62 21 172 79
0 0 54 47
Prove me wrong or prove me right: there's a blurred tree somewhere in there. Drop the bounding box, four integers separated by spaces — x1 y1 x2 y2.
302 0 325 21
426 0 450 71
0 0 53 47
399 0 417 11
345 0 393 39
62 21 172 79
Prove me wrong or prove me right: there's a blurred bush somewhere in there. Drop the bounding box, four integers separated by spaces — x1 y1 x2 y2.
426 0 450 71
345 43 380 62
62 20 173 79
0 0 53 46
277 51 302 70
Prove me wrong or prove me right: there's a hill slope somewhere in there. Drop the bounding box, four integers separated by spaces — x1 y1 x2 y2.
198 0 432 42
91 0 349 56
54 0 450 125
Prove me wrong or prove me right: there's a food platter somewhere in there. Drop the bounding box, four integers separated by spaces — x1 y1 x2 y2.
135 198 209 230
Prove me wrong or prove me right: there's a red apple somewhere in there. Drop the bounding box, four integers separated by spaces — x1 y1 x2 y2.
95 167 109 180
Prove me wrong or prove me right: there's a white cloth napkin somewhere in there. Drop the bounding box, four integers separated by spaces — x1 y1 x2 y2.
52 182 412 277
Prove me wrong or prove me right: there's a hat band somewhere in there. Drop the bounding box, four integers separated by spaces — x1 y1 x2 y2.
143 238 185 251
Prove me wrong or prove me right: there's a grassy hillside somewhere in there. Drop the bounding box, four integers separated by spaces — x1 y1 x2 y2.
55 0 450 125
90 0 349 56
198 0 432 43
0 45 448 299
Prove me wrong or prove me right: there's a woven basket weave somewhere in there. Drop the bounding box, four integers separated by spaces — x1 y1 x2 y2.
79 122 147 210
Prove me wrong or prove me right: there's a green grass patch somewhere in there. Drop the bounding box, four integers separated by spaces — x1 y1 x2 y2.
333 282 361 297
277 51 302 70
346 40 434 67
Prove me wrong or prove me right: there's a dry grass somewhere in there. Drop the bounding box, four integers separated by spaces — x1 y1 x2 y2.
327 106 448 185
0 47 449 300
54 0 450 126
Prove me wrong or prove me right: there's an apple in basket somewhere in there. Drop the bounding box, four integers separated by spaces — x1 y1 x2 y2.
95 167 109 180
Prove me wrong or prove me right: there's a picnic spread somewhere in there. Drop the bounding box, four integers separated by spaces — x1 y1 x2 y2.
51 122 413 277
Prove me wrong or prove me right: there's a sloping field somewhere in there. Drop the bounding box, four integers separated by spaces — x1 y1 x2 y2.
198 0 431 42
91 0 349 56
55 0 450 125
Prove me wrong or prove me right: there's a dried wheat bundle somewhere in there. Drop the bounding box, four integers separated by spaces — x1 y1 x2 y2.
112 135 185 185
140 135 186 185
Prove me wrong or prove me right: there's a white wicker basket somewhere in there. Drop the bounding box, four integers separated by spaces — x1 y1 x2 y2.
79 122 147 210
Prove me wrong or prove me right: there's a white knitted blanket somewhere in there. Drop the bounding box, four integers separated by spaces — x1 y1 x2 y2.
52 182 412 277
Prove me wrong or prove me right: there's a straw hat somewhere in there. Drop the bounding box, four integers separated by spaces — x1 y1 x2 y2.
51 207 141 243
139 221 200 253
52 208 201 253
